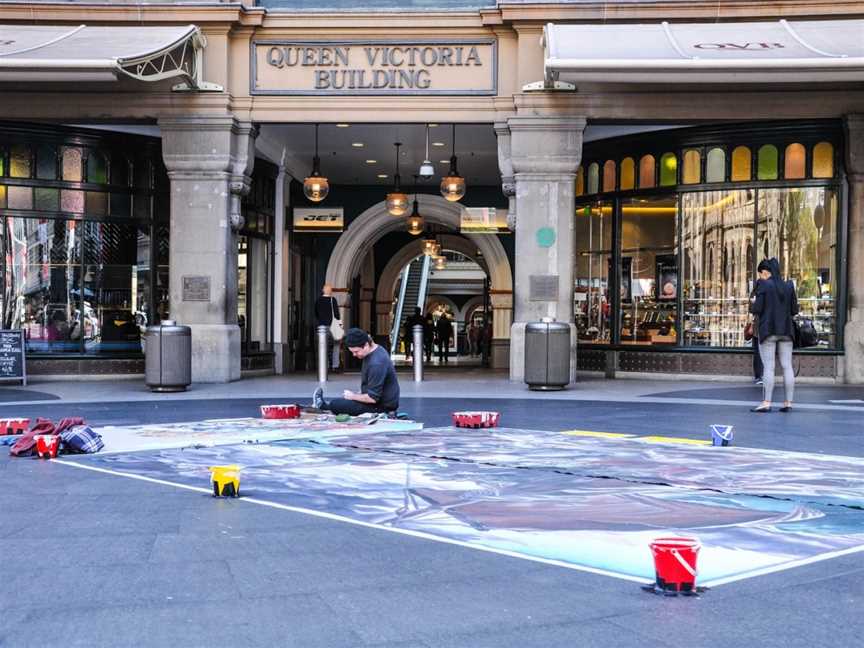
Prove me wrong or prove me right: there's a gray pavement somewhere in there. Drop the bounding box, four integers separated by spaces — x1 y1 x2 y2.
1 372 863 647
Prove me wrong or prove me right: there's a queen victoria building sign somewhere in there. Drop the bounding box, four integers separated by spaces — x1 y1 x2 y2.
252 39 497 95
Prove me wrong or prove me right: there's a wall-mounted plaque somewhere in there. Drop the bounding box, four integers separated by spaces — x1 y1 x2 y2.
252 39 497 96
182 276 211 302
530 275 559 302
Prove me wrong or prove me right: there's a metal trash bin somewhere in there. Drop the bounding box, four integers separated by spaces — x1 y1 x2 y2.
145 320 192 392
524 320 571 390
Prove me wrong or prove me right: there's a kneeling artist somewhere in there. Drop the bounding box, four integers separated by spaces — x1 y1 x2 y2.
313 327 400 416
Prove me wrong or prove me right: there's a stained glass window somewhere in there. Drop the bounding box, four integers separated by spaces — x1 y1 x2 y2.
812 142 834 178
784 143 806 179
639 155 655 188
620 157 635 190
757 144 778 180
731 146 751 181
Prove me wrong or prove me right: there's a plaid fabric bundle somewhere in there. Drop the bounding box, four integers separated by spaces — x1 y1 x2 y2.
59 425 104 454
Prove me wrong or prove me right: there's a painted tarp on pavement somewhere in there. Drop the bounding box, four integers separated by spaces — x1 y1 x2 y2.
93 416 422 454
66 426 864 586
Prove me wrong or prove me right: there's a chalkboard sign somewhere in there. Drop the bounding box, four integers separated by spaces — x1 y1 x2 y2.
0 330 27 385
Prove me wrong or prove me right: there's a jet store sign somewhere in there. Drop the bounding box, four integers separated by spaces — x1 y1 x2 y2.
252 39 496 96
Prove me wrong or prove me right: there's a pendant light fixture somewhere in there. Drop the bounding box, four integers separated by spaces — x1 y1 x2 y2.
440 124 466 202
434 253 447 270
418 124 434 179
386 142 409 217
406 175 424 236
422 235 438 256
303 124 329 203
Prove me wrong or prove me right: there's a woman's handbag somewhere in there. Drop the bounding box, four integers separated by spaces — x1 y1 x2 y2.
744 316 757 342
329 298 344 341
793 317 818 349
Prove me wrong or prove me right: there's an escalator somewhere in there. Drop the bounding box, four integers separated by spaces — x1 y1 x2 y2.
389 255 431 354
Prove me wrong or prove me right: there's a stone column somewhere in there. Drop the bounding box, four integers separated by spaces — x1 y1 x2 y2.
506 116 586 383
159 116 257 383
273 165 290 374
490 291 513 369
375 301 392 341
495 122 517 231
844 114 864 383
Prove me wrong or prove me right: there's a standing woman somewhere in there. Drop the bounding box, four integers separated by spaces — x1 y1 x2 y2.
749 258 798 412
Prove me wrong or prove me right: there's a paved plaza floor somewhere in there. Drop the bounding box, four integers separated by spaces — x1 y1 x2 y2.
1 373 863 647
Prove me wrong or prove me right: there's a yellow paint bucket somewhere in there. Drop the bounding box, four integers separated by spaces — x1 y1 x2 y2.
209 465 241 498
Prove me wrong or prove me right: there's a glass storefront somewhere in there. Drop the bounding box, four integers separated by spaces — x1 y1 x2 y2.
575 124 842 352
238 160 277 356
0 125 168 355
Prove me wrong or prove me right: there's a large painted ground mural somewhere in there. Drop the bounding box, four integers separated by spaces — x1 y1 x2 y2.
60 420 864 587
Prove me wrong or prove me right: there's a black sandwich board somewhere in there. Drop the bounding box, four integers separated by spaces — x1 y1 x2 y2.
0 330 27 386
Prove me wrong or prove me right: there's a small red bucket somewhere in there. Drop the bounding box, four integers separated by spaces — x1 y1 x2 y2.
649 536 700 593
34 434 60 459
452 411 501 428
260 404 301 419
0 418 30 435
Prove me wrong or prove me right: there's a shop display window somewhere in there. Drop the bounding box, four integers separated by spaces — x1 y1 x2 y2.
574 202 612 344
682 190 754 347
0 127 169 356
619 196 678 345
759 188 837 347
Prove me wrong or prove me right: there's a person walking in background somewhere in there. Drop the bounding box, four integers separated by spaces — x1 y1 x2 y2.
404 307 425 360
749 284 763 386
435 313 453 363
467 320 479 357
423 312 435 363
315 283 341 372
750 258 798 413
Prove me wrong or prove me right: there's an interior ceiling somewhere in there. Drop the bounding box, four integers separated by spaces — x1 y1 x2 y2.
68 122 689 186
257 123 500 187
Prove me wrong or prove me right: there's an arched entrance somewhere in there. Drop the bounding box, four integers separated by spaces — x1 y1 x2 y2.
325 195 513 368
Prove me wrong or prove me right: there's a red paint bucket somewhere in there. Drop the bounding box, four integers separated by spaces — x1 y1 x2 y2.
0 418 30 435
260 404 301 419
649 537 700 593
34 434 60 459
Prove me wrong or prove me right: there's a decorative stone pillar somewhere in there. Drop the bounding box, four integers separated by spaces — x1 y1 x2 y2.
159 116 257 383
490 290 513 369
375 301 392 341
506 116 586 383
273 165 290 374
495 122 517 231
844 114 864 383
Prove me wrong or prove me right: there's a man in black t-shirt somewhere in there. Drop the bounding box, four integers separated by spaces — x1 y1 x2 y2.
312 328 400 416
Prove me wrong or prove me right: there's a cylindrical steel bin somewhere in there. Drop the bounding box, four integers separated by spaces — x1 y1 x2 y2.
524 321 571 390
145 320 192 392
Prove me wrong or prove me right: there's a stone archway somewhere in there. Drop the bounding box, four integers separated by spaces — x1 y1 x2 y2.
325 195 513 367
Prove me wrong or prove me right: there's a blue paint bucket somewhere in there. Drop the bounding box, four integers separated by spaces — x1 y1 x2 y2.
710 424 734 447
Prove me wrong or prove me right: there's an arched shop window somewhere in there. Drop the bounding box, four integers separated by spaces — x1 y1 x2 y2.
0 124 170 357
620 157 636 190
573 123 841 353
682 150 701 184
587 162 600 194
812 142 834 178
757 145 779 180
10 144 31 178
575 166 585 196
659 153 677 186
602 160 616 192
731 146 751 181
706 148 726 183
639 155 655 188
784 143 806 179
